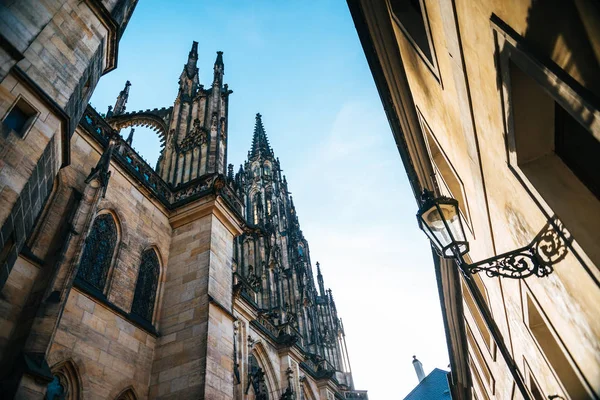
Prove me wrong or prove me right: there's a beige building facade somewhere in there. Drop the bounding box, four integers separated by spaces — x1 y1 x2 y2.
0 2 367 399
348 0 600 399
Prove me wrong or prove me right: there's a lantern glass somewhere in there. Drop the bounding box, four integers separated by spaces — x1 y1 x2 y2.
417 192 469 258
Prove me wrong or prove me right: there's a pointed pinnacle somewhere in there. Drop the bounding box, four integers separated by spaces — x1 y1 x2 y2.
215 51 224 66
250 113 273 158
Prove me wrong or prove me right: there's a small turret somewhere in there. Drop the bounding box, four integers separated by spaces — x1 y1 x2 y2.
213 51 224 87
113 80 131 116
178 41 199 99
186 41 199 79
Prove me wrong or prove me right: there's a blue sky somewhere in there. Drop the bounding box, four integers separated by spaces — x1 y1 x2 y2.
91 1 449 397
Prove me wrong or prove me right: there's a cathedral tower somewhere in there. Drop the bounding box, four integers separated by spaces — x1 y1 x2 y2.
231 114 355 393
106 41 232 186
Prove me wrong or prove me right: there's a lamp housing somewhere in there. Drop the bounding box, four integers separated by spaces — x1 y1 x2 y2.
417 189 469 258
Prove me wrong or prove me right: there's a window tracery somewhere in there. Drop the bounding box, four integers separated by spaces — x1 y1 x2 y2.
246 353 269 400
131 249 160 322
77 213 118 291
46 360 80 400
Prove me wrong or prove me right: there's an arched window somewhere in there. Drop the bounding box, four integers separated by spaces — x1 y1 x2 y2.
247 354 269 400
266 196 272 216
253 193 263 225
116 387 137 400
77 213 118 291
131 249 160 323
46 360 80 400
263 164 271 177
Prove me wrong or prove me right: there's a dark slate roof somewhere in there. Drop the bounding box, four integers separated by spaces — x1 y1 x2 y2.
403 369 451 400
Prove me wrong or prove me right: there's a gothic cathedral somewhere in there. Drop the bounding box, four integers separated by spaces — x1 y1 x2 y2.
0 2 368 397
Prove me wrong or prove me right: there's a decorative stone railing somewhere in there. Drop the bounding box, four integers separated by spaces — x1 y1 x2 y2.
79 106 243 215
300 355 336 380
343 390 368 399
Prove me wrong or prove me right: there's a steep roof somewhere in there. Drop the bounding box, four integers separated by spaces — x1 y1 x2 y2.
403 369 451 400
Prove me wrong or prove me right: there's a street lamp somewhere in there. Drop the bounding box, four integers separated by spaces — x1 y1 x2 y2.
417 189 554 279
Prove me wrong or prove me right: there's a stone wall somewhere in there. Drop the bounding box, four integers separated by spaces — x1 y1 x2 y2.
43 127 172 398
0 0 138 292
49 288 156 399
150 203 240 399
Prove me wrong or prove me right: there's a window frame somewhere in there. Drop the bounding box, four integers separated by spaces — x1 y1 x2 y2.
387 0 441 82
2 95 39 139
460 271 497 361
465 321 496 397
130 247 161 325
492 15 600 269
521 287 592 399
75 211 120 296
418 110 474 233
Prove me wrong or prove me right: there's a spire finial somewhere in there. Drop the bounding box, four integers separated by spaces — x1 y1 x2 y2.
85 131 119 197
112 80 131 116
213 51 224 86
215 51 224 66
125 128 135 145
316 262 326 297
185 41 199 78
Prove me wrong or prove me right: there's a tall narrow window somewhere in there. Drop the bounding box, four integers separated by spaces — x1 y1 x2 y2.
77 213 117 292
526 294 588 399
461 275 495 357
421 114 471 227
388 0 438 76
131 249 160 323
248 353 269 399
466 323 495 395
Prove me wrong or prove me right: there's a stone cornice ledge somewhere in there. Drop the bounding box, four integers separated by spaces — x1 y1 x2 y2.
169 194 245 236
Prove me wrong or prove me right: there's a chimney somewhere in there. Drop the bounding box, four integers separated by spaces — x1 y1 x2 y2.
412 355 426 382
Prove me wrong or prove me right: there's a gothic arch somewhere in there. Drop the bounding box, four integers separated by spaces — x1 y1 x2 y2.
47 359 82 400
300 378 318 400
108 112 169 146
114 386 138 400
76 210 121 294
131 246 163 324
251 342 281 398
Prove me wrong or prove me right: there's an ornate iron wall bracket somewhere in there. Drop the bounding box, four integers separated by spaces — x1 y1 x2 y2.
453 217 570 279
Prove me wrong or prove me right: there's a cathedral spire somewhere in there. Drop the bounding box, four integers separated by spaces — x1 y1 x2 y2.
316 262 326 297
112 80 130 116
250 113 273 159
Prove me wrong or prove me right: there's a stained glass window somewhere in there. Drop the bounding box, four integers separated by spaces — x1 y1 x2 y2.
248 354 269 400
77 213 117 291
131 249 160 322
45 376 65 400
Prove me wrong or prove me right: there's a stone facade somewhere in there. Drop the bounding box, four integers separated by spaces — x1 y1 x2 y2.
0 4 367 400
348 1 600 399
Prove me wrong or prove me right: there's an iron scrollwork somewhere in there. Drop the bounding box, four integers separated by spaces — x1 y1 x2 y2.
458 217 571 279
